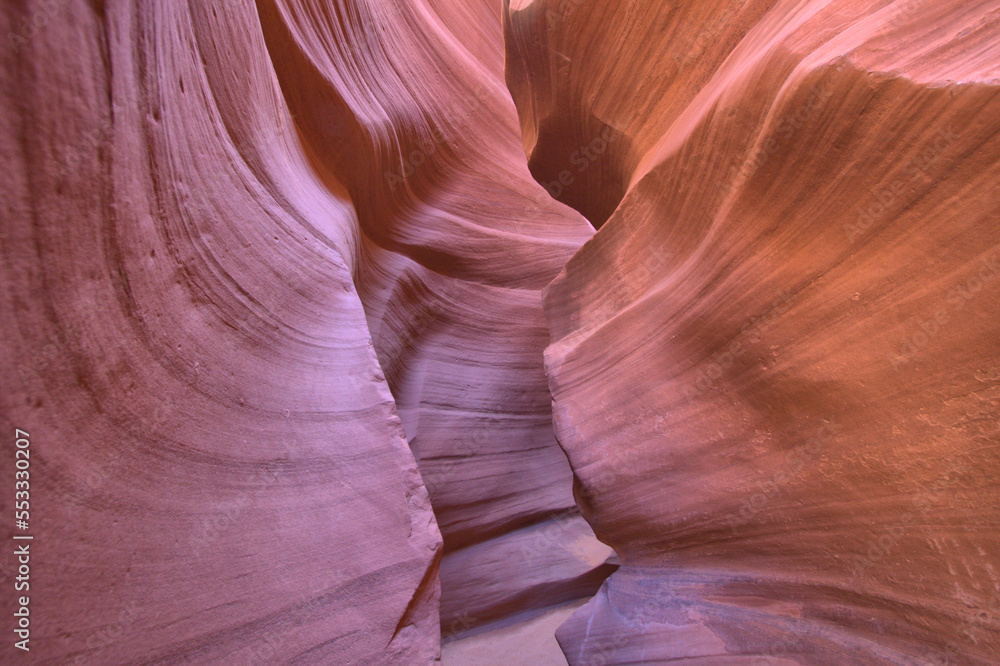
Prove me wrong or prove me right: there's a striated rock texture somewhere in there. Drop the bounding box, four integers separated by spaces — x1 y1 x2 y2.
4 0 999 663
253 0 606 639
506 0 1000 663
2 1 443 662
1 0 603 663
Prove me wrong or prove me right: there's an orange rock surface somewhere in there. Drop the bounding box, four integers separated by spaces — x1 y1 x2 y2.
514 0 1000 662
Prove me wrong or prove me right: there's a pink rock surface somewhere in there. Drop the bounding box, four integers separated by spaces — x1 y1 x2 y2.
2 0 609 662
252 0 605 634
4 0 999 663
1 1 445 662
440 512 616 638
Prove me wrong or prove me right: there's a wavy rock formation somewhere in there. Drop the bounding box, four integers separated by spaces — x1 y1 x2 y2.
253 0 610 637
4 0 999 663
1 0 604 662
2 1 443 662
505 0 778 228
505 0 1000 663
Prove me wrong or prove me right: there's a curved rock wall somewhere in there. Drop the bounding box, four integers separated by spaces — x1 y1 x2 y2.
506 0 1000 663
3 0 999 663
252 0 608 635
504 0 779 228
1 0 602 662
2 1 442 662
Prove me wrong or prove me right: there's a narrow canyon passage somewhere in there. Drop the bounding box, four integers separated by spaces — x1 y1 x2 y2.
252 0 615 643
2 0 999 665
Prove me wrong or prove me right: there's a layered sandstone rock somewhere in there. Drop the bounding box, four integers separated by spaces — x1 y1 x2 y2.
252 0 607 636
4 0 998 663
1 0 604 663
1 1 444 662
506 0 1000 663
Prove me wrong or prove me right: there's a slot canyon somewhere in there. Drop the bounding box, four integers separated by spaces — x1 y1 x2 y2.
1 0 998 663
